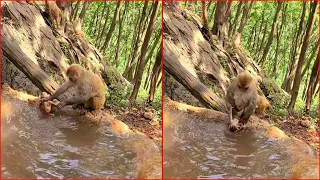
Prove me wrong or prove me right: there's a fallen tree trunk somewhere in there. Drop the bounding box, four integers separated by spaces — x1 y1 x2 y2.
2 27 58 94
164 44 227 112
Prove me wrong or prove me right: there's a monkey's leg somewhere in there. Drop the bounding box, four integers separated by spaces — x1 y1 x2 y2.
89 96 105 110
239 102 255 124
63 97 88 107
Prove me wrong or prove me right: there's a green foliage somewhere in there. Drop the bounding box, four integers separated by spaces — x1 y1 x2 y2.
72 2 161 108
276 108 286 117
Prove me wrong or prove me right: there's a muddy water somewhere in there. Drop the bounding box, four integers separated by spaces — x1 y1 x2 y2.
164 109 292 178
1 97 136 178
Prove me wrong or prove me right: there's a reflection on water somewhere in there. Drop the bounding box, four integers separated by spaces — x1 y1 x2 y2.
164 109 291 178
1 97 136 178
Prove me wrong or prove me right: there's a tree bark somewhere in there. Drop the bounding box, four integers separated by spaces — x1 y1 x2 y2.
144 31 161 89
114 2 128 67
229 1 242 36
288 1 317 110
88 3 103 35
302 41 318 78
237 1 253 34
129 1 160 103
260 2 283 67
94 2 108 44
304 52 318 113
282 2 306 92
211 2 228 43
123 2 149 81
78 2 90 22
2 31 59 94
71 1 81 21
164 45 227 112
102 1 121 54
147 47 162 104
272 4 286 78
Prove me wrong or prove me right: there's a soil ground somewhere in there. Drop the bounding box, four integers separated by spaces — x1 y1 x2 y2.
266 114 319 150
106 104 162 144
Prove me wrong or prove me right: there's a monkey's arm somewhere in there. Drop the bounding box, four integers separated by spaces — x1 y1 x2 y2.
240 101 255 124
50 81 74 100
226 82 238 111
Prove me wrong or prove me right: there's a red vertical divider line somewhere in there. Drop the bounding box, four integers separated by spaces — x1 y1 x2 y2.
0 1 3 179
161 0 164 179
315 1 320 177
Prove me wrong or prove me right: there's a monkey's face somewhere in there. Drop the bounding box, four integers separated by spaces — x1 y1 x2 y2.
67 71 80 82
237 84 250 92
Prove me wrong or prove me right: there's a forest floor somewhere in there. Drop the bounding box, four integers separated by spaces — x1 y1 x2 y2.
106 105 162 145
267 115 319 150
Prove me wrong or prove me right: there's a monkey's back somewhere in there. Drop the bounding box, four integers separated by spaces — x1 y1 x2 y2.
79 70 106 98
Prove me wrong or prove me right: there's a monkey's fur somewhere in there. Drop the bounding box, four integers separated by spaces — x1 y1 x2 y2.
232 33 242 50
256 95 270 116
42 64 106 110
73 18 85 37
226 72 258 131
28 92 59 115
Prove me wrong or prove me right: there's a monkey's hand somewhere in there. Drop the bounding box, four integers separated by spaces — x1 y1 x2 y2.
48 99 60 106
56 101 66 108
40 96 51 102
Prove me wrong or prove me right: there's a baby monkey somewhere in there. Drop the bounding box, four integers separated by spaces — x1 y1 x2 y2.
28 92 59 115
226 72 258 131
41 64 106 110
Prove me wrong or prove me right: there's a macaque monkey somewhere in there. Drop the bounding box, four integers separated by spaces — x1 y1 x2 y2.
226 72 258 131
28 92 59 115
39 92 59 114
232 33 242 50
256 95 271 116
73 18 84 36
228 107 241 132
45 1 62 29
41 64 106 110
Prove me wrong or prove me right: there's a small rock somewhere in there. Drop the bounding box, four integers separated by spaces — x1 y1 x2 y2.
150 118 160 126
143 111 154 120
299 119 312 128
131 107 138 113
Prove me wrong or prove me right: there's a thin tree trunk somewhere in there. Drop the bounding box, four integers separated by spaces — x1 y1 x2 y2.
143 31 161 89
123 8 140 78
212 2 228 43
302 41 318 78
94 2 107 40
209 2 216 23
78 2 90 22
123 2 149 80
272 4 286 78
71 1 81 20
253 7 265 53
229 1 242 36
260 2 283 67
114 2 128 67
88 3 103 35
129 1 160 103
147 47 162 104
256 22 267 59
282 3 307 92
288 1 317 111
305 52 319 112
96 6 111 47
102 1 121 54
237 1 253 34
